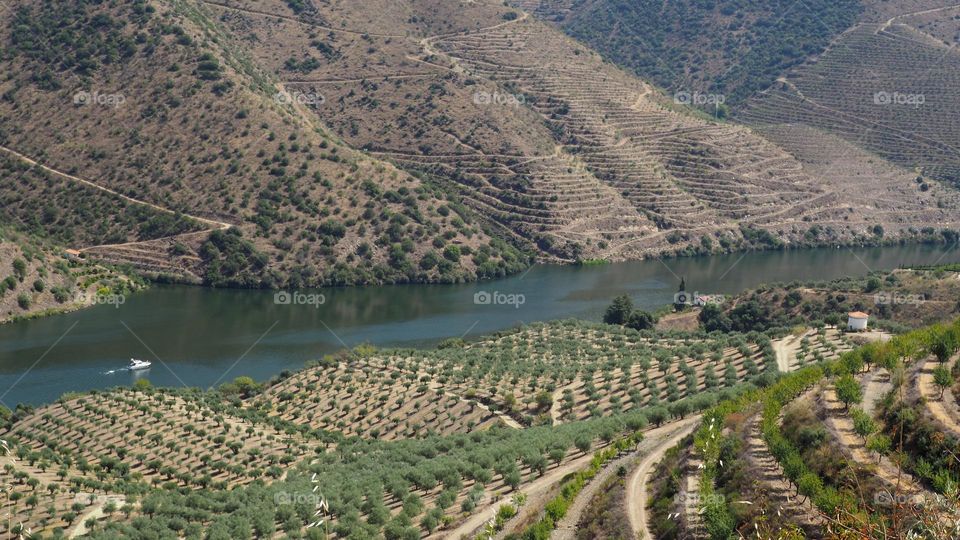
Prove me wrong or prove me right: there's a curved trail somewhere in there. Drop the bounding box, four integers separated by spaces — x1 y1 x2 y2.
0 145 232 231
442 447 597 539
68 496 126 539
547 386 565 425
552 447 636 539
626 417 701 540
443 417 698 540
283 72 441 85
879 3 960 33
822 384 925 494
861 368 892 418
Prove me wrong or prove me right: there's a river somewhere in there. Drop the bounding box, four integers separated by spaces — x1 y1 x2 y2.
0 244 956 407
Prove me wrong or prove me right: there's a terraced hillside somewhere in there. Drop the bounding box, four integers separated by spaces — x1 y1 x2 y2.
203 0 960 265
0 0 525 287
3 313 956 538
2 0 957 286
255 321 781 436
256 356 505 440
660 322 960 539
738 4 960 188
0 385 317 538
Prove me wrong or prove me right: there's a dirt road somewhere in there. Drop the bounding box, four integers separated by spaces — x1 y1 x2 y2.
625 417 701 540
773 334 801 373
443 448 597 539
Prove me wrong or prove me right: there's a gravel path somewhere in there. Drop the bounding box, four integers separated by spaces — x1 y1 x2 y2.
773 333 803 373
68 495 126 539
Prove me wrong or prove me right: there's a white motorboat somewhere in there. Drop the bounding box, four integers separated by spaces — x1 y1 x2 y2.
128 358 152 370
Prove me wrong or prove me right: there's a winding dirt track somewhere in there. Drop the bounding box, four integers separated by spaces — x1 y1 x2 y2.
443 417 700 539
822 383 925 494
443 448 598 540
552 418 696 540
861 368 892 418
625 417 701 540
68 496 126 539
200 0 405 37
0 145 232 231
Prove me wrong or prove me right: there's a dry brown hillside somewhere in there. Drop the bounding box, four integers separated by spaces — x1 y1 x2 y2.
0 0 957 287
738 2 960 189
208 0 960 262
0 0 527 287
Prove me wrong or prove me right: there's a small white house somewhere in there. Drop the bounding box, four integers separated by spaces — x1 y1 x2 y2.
847 311 869 331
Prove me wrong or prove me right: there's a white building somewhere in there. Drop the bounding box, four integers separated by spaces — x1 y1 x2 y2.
847 312 869 331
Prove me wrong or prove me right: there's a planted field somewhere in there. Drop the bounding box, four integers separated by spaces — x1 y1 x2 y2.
0 319 779 539
256 358 503 440
6 389 307 491
0 451 112 538
415 322 776 425
740 410 825 537
774 328 854 372
257 321 780 434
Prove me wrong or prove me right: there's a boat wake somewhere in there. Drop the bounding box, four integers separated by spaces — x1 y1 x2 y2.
104 359 152 375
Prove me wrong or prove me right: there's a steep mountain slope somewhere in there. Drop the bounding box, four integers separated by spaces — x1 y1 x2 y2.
207 0 960 263
0 0 526 287
738 3 960 188
510 0 862 105
516 0 960 189
1 0 957 289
